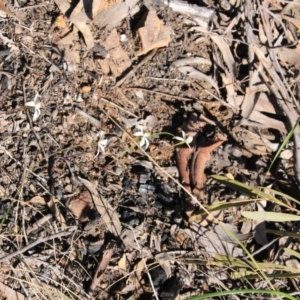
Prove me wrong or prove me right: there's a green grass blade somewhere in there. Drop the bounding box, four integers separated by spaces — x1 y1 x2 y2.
263 187 300 206
215 254 300 273
186 289 297 300
211 175 279 201
233 272 300 279
284 248 300 260
211 175 299 213
242 211 300 222
264 117 300 183
265 229 300 238
192 198 257 216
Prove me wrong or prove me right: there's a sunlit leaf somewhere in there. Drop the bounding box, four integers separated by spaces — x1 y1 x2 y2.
242 211 300 222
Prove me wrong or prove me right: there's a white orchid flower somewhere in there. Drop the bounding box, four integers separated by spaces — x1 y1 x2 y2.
25 93 42 122
134 126 151 150
173 131 193 149
95 131 108 157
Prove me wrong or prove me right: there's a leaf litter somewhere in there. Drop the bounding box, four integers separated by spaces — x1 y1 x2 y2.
0 0 300 299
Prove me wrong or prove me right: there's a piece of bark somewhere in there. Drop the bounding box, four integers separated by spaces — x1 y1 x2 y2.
93 0 140 30
148 0 214 29
137 10 172 56
103 29 131 77
53 0 95 49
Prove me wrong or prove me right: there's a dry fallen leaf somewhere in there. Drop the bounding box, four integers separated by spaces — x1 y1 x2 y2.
69 190 93 222
89 243 114 294
221 72 237 107
78 177 122 236
95 0 122 13
53 0 95 49
178 66 220 95
238 92 287 133
28 195 47 204
210 35 237 77
137 10 172 56
277 42 300 67
241 130 271 156
53 15 67 29
0 0 19 19
102 29 131 77
93 0 140 31
118 253 127 274
0 281 25 300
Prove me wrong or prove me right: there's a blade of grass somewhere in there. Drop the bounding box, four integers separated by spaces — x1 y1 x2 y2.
263 187 300 206
265 229 300 238
262 117 300 184
192 198 260 217
241 211 300 222
215 254 300 273
186 289 297 300
233 272 300 279
284 248 300 260
211 175 299 213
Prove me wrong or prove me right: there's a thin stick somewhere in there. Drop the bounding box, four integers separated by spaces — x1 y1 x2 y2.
100 97 139 118
74 107 102 127
114 49 157 87
9 264 30 298
116 87 138 108
125 87 195 102
0 227 76 263
147 76 190 83
125 225 159 300
88 242 115 294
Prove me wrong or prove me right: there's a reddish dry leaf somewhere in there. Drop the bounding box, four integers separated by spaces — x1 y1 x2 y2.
103 29 131 77
175 114 226 219
69 191 93 222
137 10 172 56
192 134 227 201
